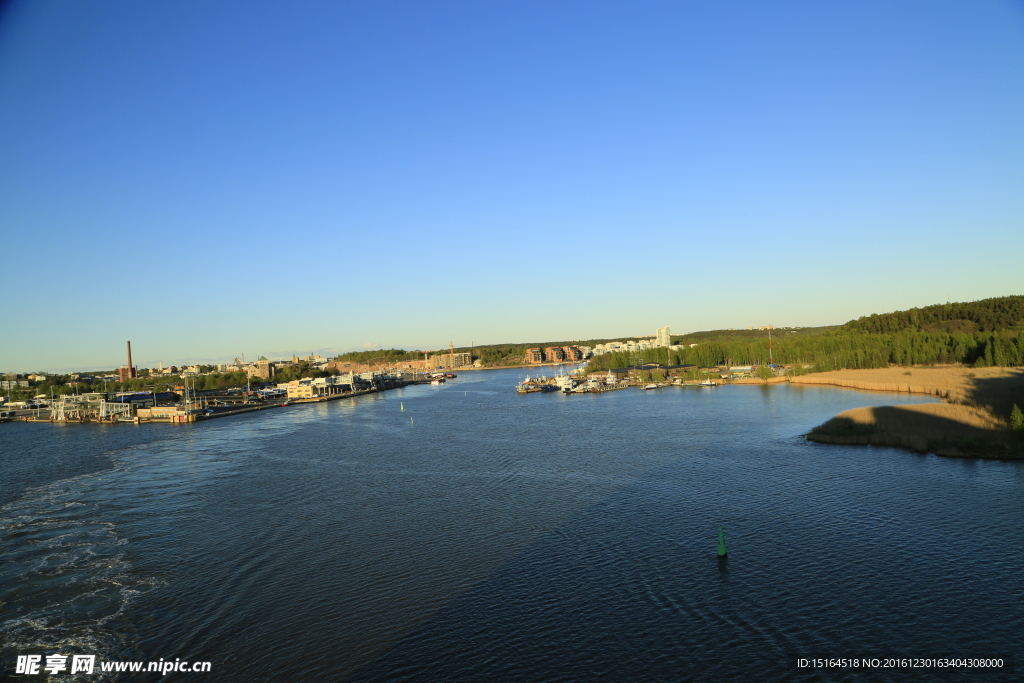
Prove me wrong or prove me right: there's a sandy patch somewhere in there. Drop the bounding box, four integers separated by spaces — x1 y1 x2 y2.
799 366 1024 458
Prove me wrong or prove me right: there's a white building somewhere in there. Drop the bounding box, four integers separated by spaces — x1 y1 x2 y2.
656 326 671 347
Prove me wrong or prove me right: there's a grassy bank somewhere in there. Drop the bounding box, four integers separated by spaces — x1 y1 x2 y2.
800 367 1024 458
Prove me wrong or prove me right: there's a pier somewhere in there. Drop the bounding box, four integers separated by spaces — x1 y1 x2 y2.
8 380 422 425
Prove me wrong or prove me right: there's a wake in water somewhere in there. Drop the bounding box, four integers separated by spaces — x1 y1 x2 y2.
1 413 309 679
0 450 163 680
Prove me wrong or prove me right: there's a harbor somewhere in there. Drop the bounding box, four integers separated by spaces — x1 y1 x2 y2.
4 374 436 425
517 367 719 394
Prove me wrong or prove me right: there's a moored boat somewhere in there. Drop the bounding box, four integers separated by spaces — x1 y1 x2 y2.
555 375 577 393
516 375 558 394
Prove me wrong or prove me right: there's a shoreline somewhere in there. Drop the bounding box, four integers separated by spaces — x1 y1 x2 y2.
793 367 1023 459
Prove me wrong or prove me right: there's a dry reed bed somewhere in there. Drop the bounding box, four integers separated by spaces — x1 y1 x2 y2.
795 367 1024 458
730 376 789 385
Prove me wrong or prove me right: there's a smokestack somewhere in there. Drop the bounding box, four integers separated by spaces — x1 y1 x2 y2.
127 341 134 379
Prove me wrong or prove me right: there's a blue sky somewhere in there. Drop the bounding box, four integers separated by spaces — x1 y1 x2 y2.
1 0 1022 371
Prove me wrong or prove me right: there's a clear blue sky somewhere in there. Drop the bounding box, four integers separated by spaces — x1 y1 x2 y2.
1 0 1022 372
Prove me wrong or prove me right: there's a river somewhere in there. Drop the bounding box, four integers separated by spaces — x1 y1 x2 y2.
2 369 1020 681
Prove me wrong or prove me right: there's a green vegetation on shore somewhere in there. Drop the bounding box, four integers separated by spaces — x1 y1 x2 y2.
331 349 423 364
8 296 1021 403
586 295 1024 373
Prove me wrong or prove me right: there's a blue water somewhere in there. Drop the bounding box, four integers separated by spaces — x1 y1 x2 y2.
1 370 1021 681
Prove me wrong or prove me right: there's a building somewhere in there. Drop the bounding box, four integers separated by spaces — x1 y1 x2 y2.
656 326 671 348
544 347 566 362
561 346 583 362
283 375 354 399
525 348 544 364
285 384 315 399
430 352 473 369
329 359 431 374
247 357 276 380
590 338 656 356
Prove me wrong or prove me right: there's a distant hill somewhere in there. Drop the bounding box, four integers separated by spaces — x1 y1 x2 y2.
584 295 1024 373
672 326 839 344
330 296 1024 372
843 296 1024 335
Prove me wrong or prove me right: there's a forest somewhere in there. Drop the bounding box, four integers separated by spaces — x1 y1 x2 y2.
585 296 1024 373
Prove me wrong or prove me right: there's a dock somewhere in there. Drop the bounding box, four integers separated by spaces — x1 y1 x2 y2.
11 382 419 425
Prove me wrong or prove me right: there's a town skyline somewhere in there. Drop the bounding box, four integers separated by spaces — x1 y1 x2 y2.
2 292 1015 375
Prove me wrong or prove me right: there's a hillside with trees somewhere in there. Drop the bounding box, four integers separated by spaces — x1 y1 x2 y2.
843 296 1024 335
332 349 423 365
585 296 1024 373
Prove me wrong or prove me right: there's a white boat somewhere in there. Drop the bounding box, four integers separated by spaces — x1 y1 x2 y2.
431 378 445 385
643 384 658 390
555 375 577 393
699 379 717 387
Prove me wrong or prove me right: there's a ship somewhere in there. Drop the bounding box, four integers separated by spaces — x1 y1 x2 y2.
516 375 558 394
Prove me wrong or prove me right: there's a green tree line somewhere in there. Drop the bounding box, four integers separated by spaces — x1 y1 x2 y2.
585 329 1024 374
332 349 424 364
844 295 1024 335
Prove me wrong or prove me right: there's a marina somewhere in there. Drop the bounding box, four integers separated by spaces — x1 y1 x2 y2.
3 378 429 425
516 368 718 395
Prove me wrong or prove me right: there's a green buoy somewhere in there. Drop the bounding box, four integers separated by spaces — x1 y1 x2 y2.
400 402 405 412
717 526 728 557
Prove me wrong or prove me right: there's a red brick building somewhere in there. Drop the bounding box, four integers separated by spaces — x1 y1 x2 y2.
562 346 583 361
544 347 566 362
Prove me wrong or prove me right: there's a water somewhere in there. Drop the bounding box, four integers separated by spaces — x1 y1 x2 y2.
2 370 1021 681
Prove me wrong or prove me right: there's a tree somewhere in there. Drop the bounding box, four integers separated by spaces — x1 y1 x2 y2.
1012 404 1024 433
756 365 774 383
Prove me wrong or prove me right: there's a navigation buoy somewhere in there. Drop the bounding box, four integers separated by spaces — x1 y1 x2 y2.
717 526 728 557
410 416 414 426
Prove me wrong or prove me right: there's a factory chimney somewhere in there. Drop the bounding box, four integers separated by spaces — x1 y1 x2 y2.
126 341 135 379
